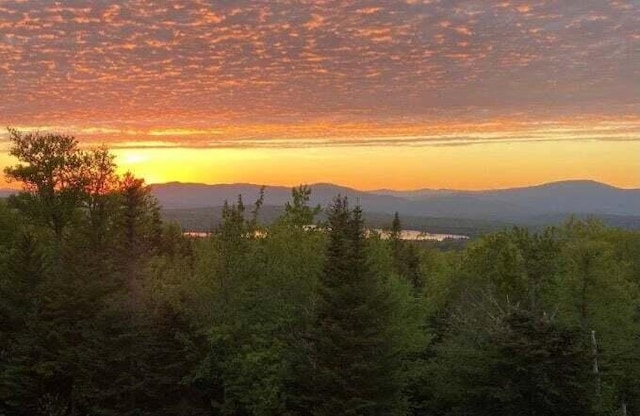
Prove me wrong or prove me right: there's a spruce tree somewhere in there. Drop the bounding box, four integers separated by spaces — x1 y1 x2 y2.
310 197 400 415
389 212 422 291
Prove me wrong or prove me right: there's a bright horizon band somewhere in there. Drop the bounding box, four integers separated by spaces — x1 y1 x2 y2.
1 127 638 190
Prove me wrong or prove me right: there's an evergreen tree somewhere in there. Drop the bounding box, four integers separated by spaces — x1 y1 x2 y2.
423 300 594 416
309 197 401 415
485 309 593 416
389 212 423 291
0 231 46 414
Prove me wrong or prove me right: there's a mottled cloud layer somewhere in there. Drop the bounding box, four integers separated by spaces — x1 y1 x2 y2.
0 0 638 146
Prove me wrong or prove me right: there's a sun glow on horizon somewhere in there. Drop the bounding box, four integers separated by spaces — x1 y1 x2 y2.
1 116 639 191
107 138 640 191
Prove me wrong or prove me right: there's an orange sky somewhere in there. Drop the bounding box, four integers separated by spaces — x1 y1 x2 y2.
108 140 639 190
0 1 638 190
1 117 638 190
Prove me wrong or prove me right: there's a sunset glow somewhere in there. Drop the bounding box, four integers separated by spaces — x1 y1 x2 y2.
1 1 638 190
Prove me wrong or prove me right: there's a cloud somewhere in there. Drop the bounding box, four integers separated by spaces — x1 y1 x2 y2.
4 116 635 151
0 0 637 154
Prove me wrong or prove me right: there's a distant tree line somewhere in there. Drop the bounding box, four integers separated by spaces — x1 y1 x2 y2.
2 129 640 415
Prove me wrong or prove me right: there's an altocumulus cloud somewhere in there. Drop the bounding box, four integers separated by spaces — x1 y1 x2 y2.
0 0 638 148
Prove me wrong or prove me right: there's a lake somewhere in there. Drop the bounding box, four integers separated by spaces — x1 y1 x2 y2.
184 229 468 241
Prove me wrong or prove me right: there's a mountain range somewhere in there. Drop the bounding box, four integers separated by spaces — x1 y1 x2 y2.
151 180 640 221
3 181 639 233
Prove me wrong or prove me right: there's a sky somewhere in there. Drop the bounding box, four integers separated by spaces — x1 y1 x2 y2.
0 0 638 190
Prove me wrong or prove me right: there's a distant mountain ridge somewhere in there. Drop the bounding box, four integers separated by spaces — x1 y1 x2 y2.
0 189 14 199
4 181 639 223
150 180 640 221
373 180 623 198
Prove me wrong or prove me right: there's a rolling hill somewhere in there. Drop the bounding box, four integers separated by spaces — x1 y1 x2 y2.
151 180 640 221
0 189 14 199
4 182 639 234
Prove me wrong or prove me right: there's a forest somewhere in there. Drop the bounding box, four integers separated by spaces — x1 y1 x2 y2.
2 129 640 416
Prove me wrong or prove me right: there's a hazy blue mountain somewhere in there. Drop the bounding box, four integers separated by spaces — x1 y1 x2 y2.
478 180 640 216
151 180 640 221
0 189 14 199
373 181 640 217
4 181 638 223
371 188 458 200
151 182 407 211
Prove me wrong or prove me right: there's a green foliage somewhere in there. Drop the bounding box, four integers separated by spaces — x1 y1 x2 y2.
189 191 326 415
3 129 640 415
0 199 20 247
389 212 424 291
427 306 593 416
307 197 403 415
282 185 321 227
4 129 89 239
